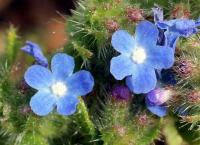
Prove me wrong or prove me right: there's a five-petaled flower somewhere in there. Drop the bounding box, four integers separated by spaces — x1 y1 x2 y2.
24 53 94 116
110 21 174 94
145 88 172 117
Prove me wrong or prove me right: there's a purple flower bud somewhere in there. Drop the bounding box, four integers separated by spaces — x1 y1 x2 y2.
171 4 190 19
136 113 149 126
21 41 48 67
187 91 200 103
111 85 132 101
147 88 172 106
113 125 126 137
18 79 30 94
125 7 143 22
174 59 193 77
105 19 120 32
20 105 32 115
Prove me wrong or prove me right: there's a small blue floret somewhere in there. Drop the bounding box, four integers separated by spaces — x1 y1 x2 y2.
153 5 200 51
21 41 48 67
24 53 94 116
110 21 174 94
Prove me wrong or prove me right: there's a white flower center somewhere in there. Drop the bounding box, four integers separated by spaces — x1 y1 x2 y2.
131 47 146 64
51 81 67 97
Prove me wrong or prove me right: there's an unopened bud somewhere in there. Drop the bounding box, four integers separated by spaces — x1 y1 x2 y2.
125 7 143 22
171 3 190 19
105 19 120 32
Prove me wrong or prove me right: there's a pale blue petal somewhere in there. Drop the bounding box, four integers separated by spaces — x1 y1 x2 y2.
110 55 136 80
111 30 135 54
21 41 48 67
157 19 198 37
156 20 176 29
195 18 200 27
165 31 180 50
66 70 94 96
56 95 79 115
135 21 159 46
51 53 75 80
126 66 156 94
147 45 174 69
146 100 167 117
24 65 53 90
152 5 163 22
171 19 197 37
30 90 56 116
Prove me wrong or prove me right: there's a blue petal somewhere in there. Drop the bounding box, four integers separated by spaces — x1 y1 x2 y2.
21 41 48 67
56 95 79 115
135 21 159 46
24 65 53 90
51 53 75 80
147 105 167 117
30 90 56 116
165 31 180 50
156 20 176 29
152 5 163 22
110 55 136 80
146 98 167 117
66 70 94 96
157 19 198 38
111 30 135 54
147 45 174 69
171 19 197 37
126 66 156 94
195 18 200 27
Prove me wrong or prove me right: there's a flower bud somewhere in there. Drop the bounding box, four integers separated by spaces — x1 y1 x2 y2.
147 88 172 106
136 113 149 126
20 105 32 115
187 91 200 103
171 3 190 19
111 85 132 101
113 125 126 137
105 19 120 32
18 79 30 94
174 59 193 77
125 7 143 22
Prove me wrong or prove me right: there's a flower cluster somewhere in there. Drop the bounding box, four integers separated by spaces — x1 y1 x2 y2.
23 5 199 118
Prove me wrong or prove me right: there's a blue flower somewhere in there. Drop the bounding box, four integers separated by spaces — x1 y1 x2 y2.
152 5 200 50
21 41 48 67
145 88 172 117
24 53 94 116
157 19 199 38
110 21 174 94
